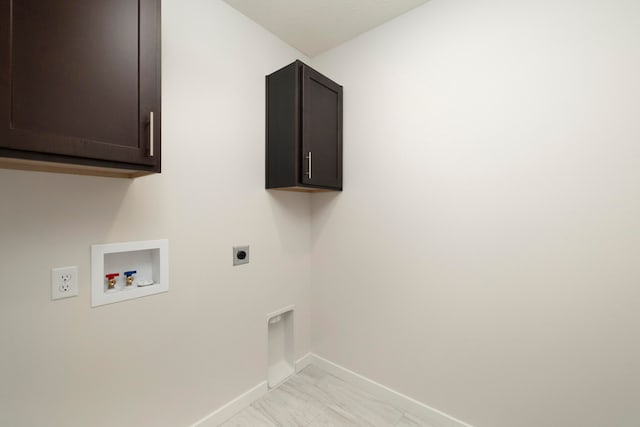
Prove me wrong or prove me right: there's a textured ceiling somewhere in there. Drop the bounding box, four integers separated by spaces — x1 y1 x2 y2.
222 0 431 57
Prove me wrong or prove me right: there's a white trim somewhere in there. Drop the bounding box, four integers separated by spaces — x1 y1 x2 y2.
266 304 295 322
295 352 313 373
189 381 268 427
308 354 474 427
189 353 312 427
188 353 473 427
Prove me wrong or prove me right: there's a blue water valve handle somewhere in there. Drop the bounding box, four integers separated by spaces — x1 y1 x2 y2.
123 270 137 287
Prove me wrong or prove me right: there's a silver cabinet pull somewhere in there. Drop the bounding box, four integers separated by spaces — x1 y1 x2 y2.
305 151 312 179
149 112 154 157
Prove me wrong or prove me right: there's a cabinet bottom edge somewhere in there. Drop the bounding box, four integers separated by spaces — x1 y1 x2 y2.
266 185 341 193
0 156 155 179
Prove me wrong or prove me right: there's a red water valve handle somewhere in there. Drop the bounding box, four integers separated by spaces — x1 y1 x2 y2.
105 273 120 280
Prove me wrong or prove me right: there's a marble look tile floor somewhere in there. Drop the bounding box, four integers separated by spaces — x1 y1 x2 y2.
220 365 437 427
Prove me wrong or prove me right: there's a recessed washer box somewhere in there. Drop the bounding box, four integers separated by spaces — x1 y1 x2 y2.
91 239 168 307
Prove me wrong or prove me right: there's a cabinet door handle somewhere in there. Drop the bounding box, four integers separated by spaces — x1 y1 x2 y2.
149 112 154 157
305 151 312 179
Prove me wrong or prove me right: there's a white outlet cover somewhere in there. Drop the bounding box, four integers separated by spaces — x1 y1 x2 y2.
51 266 79 300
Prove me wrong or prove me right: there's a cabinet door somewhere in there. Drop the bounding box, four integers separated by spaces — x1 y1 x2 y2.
301 65 342 189
0 0 160 169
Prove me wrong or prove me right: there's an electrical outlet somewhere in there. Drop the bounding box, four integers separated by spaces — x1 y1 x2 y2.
233 245 250 266
51 266 79 300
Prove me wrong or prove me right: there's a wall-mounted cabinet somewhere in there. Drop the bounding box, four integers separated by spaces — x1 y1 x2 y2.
266 60 342 192
0 0 161 178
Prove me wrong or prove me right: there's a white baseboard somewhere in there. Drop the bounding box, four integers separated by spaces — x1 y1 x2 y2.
309 354 474 427
295 352 313 373
190 352 473 427
190 353 312 427
189 381 267 427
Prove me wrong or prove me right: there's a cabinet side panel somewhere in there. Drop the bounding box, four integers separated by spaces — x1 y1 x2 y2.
266 63 298 188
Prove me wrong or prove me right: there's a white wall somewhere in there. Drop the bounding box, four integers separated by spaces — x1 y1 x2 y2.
0 1 311 426
311 1 640 426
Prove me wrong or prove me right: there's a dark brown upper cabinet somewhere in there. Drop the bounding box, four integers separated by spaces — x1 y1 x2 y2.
266 60 342 192
0 0 161 178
